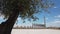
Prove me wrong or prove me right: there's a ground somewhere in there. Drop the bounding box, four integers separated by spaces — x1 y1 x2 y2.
11 29 60 34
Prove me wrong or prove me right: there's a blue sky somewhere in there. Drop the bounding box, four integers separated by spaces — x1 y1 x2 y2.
0 0 60 27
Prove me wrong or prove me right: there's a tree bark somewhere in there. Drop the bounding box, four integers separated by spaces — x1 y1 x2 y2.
0 9 19 34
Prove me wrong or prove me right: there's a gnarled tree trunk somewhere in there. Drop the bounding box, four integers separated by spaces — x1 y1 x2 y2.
0 9 19 34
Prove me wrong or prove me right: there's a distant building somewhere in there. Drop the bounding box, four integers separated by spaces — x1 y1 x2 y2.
32 24 45 29
13 23 46 29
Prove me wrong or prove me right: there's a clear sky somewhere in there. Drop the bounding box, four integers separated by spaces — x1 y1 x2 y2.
0 0 60 27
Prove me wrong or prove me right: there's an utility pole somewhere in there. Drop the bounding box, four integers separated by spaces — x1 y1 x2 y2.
44 16 46 28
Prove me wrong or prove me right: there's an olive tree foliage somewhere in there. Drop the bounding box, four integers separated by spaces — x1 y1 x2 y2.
0 0 53 22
